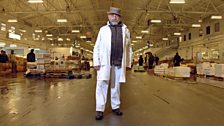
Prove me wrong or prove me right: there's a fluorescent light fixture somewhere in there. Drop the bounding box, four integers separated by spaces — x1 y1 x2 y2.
80 36 87 39
211 16 222 19
151 20 161 23
72 30 80 33
131 44 134 46
35 30 42 33
57 19 67 22
162 38 169 41
169 0 185 4
1 23 6 26
136 36 142 39
8 33 21 40
192 24 201 27
46 34 53 37
58 38 63 41
8 19 18 23
75 45 80 48
132 40 137 43
141 30 149 33
0 42 6 47
174 32 181 36
20 29 26 32
86 41 91 43
149 44 154 47
28 0 44 3
48 38 53 40
66 38 71 41
51 43 54 46
10 44 17 47
198 19 202 23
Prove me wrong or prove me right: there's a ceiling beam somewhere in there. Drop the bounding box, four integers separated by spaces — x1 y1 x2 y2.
2 9 219 14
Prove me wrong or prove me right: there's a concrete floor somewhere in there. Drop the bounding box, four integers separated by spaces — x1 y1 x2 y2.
1 70 224 126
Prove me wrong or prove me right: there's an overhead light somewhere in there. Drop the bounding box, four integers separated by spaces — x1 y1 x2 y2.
192 24 201 28
86 41 91 43
169 0 185 4
136 36 142 39
0 42 6 47
150 20 161 23
8 33 21 40
42 37 45 40
72 30 80 33
174 32 181 36
162 38 169 41
132 40 137 43
198 19 203 23
10 44 17 47
149 44 154 47
28 0 44 3
20 29 26 32
211 16 222 19
80 36 86 39
8 19 18 23
131 44 134 46
66 38 71 41
57 19 67 22
35 30 42 33
48 38 53 40
46 34 53 37
58 38 63 41
141 30 149 33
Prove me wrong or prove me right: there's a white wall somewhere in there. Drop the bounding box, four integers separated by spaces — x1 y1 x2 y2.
178 16 224 63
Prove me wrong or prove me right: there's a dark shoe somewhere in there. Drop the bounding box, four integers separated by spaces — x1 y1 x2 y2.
95 111 103 120
112 108 123 116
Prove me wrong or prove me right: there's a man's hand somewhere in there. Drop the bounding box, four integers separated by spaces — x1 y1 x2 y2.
94 65 100 71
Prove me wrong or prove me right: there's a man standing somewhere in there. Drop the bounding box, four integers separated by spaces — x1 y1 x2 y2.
93 7 132 120
173 52 181 67
27 49 36 62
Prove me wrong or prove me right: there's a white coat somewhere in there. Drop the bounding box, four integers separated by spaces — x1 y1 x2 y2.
93 22 132 83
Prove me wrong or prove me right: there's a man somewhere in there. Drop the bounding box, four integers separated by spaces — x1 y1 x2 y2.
9 50 17 73
27 49 36 62
148 52 154 69
173 52 181 66
0 50 9 63
93 7 132 120
154 55 159 65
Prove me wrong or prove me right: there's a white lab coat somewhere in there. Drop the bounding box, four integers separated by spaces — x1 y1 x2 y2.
93 22 132 83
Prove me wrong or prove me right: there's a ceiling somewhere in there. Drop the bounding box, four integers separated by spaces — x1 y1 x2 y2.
0 0 224 52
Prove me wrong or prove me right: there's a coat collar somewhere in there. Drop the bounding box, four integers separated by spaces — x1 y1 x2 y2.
107 21 127 28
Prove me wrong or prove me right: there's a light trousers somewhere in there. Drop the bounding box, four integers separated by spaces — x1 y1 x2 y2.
96 66 121 112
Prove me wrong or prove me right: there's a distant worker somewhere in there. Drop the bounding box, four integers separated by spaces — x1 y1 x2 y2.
154 55 159 65
148 52 154 69
9 50 17 73
27 49 36 62
173 52 181 67
138 55 144 66
0 50 9 63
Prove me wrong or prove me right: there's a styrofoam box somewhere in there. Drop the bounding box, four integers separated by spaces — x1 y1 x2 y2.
214 64 224 77
36 54 51 59
36 59 51 64
204 68 215 76
196 64 203 75
173 67 191 78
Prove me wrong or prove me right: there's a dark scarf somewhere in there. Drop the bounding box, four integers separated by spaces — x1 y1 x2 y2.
109 21 123 66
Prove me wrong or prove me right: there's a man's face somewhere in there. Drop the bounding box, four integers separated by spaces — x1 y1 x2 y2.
108 13 121 25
